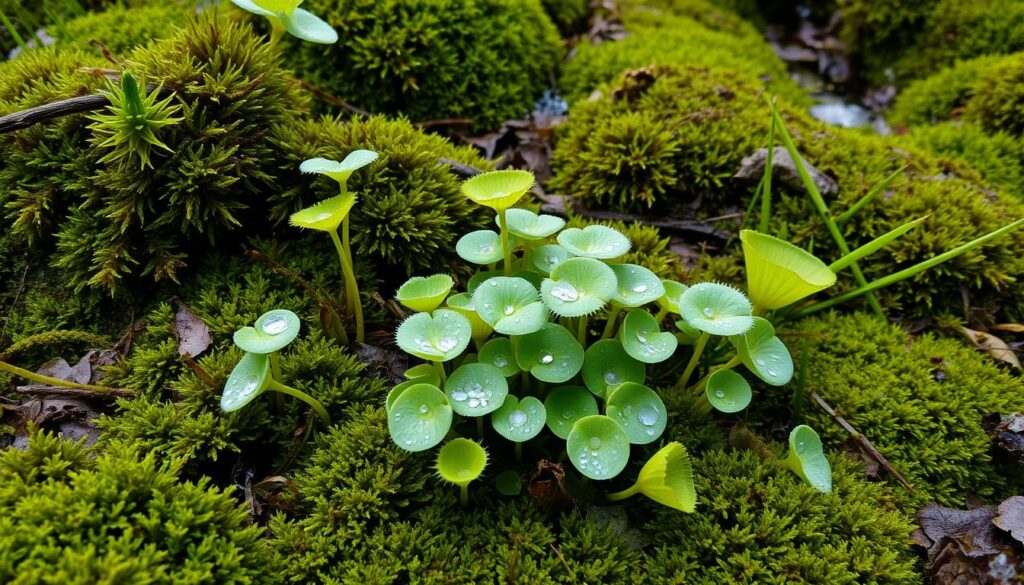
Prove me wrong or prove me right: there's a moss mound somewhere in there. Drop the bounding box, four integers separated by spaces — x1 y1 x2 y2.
888 54 1007 127
0 428 276 583
276 0 562 132
785 312 1024 506
896 122 1024 197
541 0 590 35
551 65 1024 321
54 3 190 55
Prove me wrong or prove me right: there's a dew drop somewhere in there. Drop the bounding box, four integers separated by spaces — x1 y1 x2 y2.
510 410 527 426
540 353 554 364
755 359 766 367
767 368 777 377
469 398 481 408
404 440 413 446
604 371 620 385
561 410 573 420
436 338 456 352
489 281 498 287
646 428 655 436
452 390 468 402
261 315 289 335
493 355 508 368
419 404 429 414
638 405 658 427
504 305 516 316
480 244 494 254
589 437 602 450
702 307 714 318
632 284 648 293
313 212 334 222
714 390 726 399
550 283 579 302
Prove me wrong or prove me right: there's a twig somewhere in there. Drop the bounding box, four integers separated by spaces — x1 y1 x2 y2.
299 80 372 117
14 384 132 399
810 391 913 491
414 117 473 129
438 157 484 178
549 544 576 579
0 258 29 347
0 80 166 135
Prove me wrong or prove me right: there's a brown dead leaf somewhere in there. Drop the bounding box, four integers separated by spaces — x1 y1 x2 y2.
992 323 1024 334
528 459 572 514
917 501 1024 584
172 298 212 359
994 497 1024 546
460 114 566 181
983 412 1024 463
959 327 1021 369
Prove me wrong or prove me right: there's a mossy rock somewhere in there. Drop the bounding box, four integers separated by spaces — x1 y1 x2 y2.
272 0 562 132
888 54 1008 128
53 3 191 55
772 312 1024 506
551 64 1024 321
0 427 278 583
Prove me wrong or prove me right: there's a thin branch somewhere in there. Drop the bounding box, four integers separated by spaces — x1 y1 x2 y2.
15 383 132 399
299 80 372 117
0 93 109 134
810 391 914 491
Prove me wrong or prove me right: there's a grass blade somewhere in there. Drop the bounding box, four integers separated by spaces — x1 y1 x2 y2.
835 166 906 225
828 216 928 273
759 105 776 234
0 11 29 54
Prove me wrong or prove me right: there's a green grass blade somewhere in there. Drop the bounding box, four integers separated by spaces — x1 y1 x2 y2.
828 216 928 273
794 216 1024 317
759 106 776 234
770 103 886 318
835 166 906 225
0 11 29 54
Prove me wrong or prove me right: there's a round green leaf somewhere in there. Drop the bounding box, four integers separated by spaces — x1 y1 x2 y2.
609 264 665 307
557 225 631 259
606 382 667 444
299 150 377 183
396 274 454 313
582 339 645 397
495 470 522 496
491 395 546 442
388 383 453 452
221 352 271 411
678 282 753 336
230 0 274 18
515 323 584 383
289 192 354 232
785 425 832 493
472 276 548 335
499 209 565 240
387 365 441 413
705 369 752 413
404 363 438 380
657 280 688 314
730 317 793 386
462 170 535 211
532 244 572 275
544 385 599 439
457 230 508 265
540 257 616 318
741 230 836 311
436 438 487 487
620 309 678 364
395 309 472 362
478 337 519 377
282 8 339 44
233 309 301 354
445 293 493 342
467 270 503 294
445 362 508 416
567 415 631 480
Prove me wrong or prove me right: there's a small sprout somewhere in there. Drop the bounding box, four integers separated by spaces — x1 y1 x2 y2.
461 170 535 212
231 0 338 44
678 282 754 336
456 230 509 265
620 309 678 364
531 244 572 275
445 363 508 416
472 277 548 335
233 309 301 354
607 442 696 512
88 72 182 170
730 317 793 386
705 369 752 413
395 309 472 362
221 352 271 412
741 230 836 311
544 386 600 439
388 383 453 452
499 209 565 240
300 151 378 190
540 257 616 318
478 337 519 377
436 437 488 506
657 280 689 314
567 415 631 480
557 225 631 259
492 395 546 442
515 323 585 383
446 293 493 346
495 470 523 496
782 425 832 493
289 193 355 232
605 382 667 444
404 363 438 380
582 339 645 397
609 264 665 307
396 274 454 313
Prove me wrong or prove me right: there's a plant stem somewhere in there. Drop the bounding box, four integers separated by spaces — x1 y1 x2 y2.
577 315 588 345
0 360 127 394
759 108 775 234
477 416 485 438
514 441 523 462
330 230 364 342
460 484 469 507
676 332 709 389
653 307 668 324
270 352 285 411
499 208 512 276
691 355 742 394
606 484 639 501
433 360 447 386
267 379 330 425
601 306 622 339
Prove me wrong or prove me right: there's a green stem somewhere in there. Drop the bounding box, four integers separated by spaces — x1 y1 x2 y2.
759 109 775 234
477 416 485 438
267 379 330 425
270 352 285 411
433 360 447 386
515 441 522 462
330 230 364 343
268 17 286 46
0 360 126 394
653 307 668 324
691 355 742 394
577 315 588 346
606 484 640 502
676 332 710 389
601 306 622 340
460 484 469 507
499 208 512 276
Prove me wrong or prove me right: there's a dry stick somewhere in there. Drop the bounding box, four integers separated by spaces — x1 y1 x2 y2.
15 384 132 399
0 81 165 135
298 80 372 117
810 391 914 491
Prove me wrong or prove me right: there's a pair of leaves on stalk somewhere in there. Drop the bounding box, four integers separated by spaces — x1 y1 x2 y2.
231 0 338 44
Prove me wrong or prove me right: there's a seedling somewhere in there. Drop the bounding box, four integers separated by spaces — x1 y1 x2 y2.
782 425 832 493
557 225 631 259
461 170 536 275
543 386 599 439
293 150 378 342
395 309 472 383
657 280 688 315
705 369 752 413
472 277 548 335
532 244 572 275
477 337 519 377
567 415 631 480
387 383 453 452
436 437 487 506
676 283 754 387
619 309 678 364
231 0 338 45
741 230 836 312
501 209 565 240
609 264 664 307
88 72 182 170
581 339 645 397
396 274 454 312
605 382 667 444
492 395 546 459
515 323 584 383
607 442 696 512
457 230 510 265
730 317 793 386
541 257 616 318
445 363 508 417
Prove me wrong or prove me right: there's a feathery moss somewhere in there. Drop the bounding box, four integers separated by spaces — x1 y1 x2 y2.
54 3 189 55
896 122 1024 197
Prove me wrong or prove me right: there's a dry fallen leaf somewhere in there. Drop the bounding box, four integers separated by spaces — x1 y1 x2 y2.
959 327 1021 369
916 500 1024 584
995 497 1024 546
172 298 212 359
991 323 1024 334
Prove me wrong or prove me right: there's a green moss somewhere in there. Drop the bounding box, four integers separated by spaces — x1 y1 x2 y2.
272 0 562 132
965 51 1024 136
274 116 492 276
778 312 1024 506
888 54 1006 127
0 427 277 583
896 122 1024 196
54 4 189 55
541 0 590 35
551 65 1024 321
